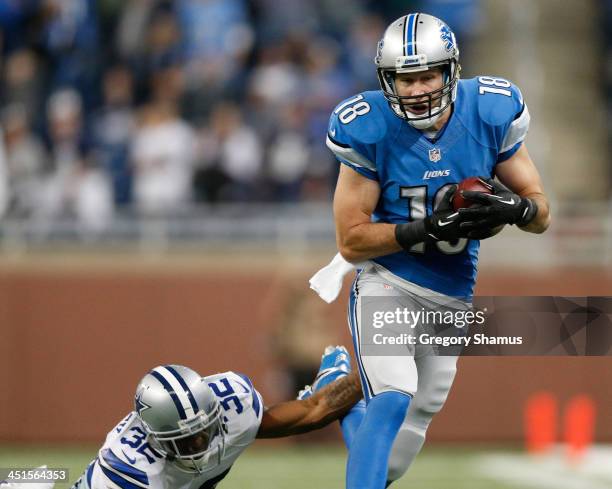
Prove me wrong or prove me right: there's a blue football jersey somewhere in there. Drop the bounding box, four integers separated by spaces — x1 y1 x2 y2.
327 76 530 299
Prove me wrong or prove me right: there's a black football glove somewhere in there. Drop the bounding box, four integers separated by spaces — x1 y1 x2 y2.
458 178 538 230
396 185 470 250
423 185 469 242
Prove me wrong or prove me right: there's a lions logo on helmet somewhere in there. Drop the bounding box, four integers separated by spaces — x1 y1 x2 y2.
375 39 384 65
374 13 461 129
439 24 455 52
134 365 226 474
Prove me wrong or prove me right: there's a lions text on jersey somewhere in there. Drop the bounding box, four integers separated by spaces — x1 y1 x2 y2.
327 76 529 299
72 372 262 489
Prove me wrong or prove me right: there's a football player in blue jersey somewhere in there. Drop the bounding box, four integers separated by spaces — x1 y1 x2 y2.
326 12 551 489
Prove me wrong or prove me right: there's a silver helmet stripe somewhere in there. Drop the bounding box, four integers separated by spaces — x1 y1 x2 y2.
402 15 408 56
150 367 193 419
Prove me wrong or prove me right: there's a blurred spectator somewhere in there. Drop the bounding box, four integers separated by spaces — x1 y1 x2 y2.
267 104 310 201
90 66 135 205
602 0 612 191
115 0 157 62
0 127 8 219
35 88 112 235
251 0 319 42
174 0 253 120
175 0 253 75
2 104 48 216
248 42 302 110
1 49 44 127
71 158 114 237
194 102 262 202
302 36 354 147
0 1 40 54
39 0 100 109
304 37 352 113
150 65 185 107
139 9 182 79
346 13 386 91
130 102 195 214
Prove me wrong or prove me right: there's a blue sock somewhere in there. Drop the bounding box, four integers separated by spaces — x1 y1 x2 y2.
340 399 366 449
346 391 411 489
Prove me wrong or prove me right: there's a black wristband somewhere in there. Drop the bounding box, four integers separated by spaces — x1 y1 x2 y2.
395 220 434 251
516 198 539 227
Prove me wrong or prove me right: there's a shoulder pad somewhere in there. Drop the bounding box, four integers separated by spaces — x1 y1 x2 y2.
327 91 390 178
206 371 263 420
471 76 525 127
328 91 389 145
459 77 530 157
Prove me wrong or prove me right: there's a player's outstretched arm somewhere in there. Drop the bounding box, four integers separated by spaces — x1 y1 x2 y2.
256 371 362 438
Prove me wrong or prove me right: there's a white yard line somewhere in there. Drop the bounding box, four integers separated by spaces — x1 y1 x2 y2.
475 446 612 489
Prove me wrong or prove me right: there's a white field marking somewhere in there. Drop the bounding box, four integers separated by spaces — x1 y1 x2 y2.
474 445 612 489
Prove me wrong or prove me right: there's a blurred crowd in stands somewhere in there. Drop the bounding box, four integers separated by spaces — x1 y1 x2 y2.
603 0 612 188
0 0 482 232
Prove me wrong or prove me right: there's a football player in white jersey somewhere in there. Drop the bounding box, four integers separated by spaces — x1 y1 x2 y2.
68 349 360 489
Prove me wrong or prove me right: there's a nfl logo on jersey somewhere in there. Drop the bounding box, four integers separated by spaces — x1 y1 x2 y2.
429 148 442 162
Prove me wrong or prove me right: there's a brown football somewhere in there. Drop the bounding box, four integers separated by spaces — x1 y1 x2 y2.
452 177 493 211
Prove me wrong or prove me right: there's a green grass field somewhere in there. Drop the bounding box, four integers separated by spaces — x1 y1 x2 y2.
2 444 610 489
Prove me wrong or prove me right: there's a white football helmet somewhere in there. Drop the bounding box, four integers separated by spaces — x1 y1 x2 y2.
375 13 460 129
134 365 226 474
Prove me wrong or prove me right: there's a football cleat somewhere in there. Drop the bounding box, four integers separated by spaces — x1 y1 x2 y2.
296 346 352 400
311 345 352 393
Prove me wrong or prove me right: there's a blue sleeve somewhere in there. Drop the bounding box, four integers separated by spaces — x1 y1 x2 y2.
326 93 383 181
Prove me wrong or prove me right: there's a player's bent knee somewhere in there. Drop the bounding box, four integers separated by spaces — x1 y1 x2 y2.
420 367 456 412
405 366 456 431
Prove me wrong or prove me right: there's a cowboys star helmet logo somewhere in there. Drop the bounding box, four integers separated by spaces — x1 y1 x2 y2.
135 390 151 415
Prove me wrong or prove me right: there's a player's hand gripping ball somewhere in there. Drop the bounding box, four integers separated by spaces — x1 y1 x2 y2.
452 176 505 239
452 177 493 211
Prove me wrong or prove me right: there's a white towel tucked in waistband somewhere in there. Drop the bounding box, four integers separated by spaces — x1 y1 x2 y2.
309 252 366 303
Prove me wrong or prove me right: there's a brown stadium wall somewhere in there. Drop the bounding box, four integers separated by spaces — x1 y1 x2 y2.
1 258 611 444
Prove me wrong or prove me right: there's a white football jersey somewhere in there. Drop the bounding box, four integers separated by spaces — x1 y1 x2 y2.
72 372 263 489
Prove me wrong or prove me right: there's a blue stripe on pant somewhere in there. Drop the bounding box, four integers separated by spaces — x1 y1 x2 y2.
348 285 373 403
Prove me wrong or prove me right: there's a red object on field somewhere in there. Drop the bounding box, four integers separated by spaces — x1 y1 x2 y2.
452 176 493 211
564 395 596 463
524 392 558 454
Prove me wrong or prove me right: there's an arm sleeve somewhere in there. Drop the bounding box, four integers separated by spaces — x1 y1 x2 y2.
235 373 264 422
496 84 530 163
498 103 530 162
